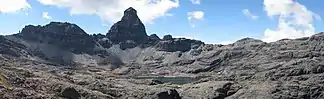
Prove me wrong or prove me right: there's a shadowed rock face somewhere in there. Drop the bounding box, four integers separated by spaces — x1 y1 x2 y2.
17 22 96 54
155 37 204 52
0 36 28 57
106 7 148 48
148 34 161 41
93 34 112 48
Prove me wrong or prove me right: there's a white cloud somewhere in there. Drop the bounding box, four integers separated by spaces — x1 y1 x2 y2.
190 0 200 5
188 11 204 20
242 9 259 20
187 11 204 27
38 0 179 24
0 0 30 13
42 12 52 20
262 0 321 42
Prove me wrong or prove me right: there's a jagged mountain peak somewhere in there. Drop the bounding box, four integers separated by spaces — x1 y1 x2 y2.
121 7 142 25
106 7 148 48
124 7 137 15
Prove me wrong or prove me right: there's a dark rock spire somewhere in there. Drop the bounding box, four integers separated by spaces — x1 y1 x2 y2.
106 7 148 48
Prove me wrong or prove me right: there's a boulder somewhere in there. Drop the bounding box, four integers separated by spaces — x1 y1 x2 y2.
61 87 81 99
156 89 181 99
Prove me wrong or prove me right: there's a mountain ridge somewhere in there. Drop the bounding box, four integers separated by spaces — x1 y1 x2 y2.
0 7 324 99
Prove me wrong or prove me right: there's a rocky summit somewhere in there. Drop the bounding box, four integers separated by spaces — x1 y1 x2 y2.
0 7 324 99
107 7 148 49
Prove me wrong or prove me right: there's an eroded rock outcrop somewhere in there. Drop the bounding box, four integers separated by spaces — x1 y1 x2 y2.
155 37 204 52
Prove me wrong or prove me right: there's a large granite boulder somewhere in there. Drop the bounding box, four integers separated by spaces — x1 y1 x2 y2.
61 86 81 99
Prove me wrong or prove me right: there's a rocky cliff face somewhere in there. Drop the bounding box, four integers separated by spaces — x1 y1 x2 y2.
155 35 204 52
106 7 148 49
16 22 96 54
0 36 29 57
0 7 324 99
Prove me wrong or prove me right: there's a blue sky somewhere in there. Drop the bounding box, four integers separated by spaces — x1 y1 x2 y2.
0 0 323 44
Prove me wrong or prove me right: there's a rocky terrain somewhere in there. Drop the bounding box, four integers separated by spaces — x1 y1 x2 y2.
0 7 324 99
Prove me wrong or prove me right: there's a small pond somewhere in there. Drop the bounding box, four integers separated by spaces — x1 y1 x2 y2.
134 76 202 85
